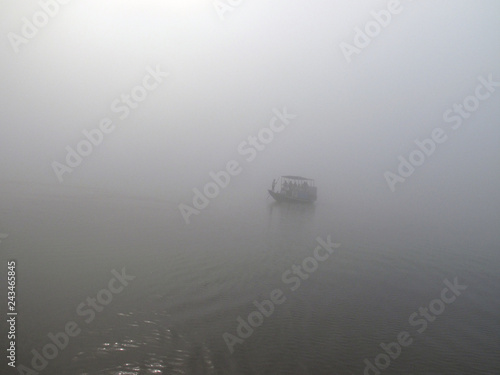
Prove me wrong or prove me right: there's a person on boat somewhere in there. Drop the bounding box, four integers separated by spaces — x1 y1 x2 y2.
272 179 276 191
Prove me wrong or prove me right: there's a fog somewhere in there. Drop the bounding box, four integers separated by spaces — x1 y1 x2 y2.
0 0 498 236
1 0 498 238
1 1 500 373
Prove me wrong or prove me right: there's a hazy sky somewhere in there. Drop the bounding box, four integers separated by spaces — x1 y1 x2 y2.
1 0 499 232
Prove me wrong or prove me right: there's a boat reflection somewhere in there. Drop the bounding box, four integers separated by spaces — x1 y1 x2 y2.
267 201 316 235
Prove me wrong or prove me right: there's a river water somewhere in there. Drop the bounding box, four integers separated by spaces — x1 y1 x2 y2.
1 181 499 374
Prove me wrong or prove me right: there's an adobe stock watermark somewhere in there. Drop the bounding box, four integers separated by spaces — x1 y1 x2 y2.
223 235 340 354
362 277 467 375
384 74 499 192
213 0 243 21
340 0 413 63
51 65 169 183
16 268 135 375
7 0 72 54
178 107 297 224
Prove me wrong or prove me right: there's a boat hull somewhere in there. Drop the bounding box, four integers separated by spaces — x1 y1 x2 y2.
268 190 316 203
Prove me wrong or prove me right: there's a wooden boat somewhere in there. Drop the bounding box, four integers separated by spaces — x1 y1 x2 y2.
268 176 317 203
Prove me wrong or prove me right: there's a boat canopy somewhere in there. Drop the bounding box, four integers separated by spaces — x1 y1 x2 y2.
269 175 317 202
280 176 315 186
281 176 313 181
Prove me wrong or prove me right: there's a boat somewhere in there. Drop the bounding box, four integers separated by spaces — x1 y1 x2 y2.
268 176 317 203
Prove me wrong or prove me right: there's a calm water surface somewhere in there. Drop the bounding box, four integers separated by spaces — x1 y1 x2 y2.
1 182 499 374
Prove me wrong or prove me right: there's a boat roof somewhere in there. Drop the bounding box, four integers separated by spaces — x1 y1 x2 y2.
281 175 314 181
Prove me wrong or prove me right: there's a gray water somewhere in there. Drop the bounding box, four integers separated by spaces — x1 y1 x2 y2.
1 181 499 375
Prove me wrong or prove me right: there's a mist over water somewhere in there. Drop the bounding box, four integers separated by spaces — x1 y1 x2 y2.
1 0 500 374
1 179 499 374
